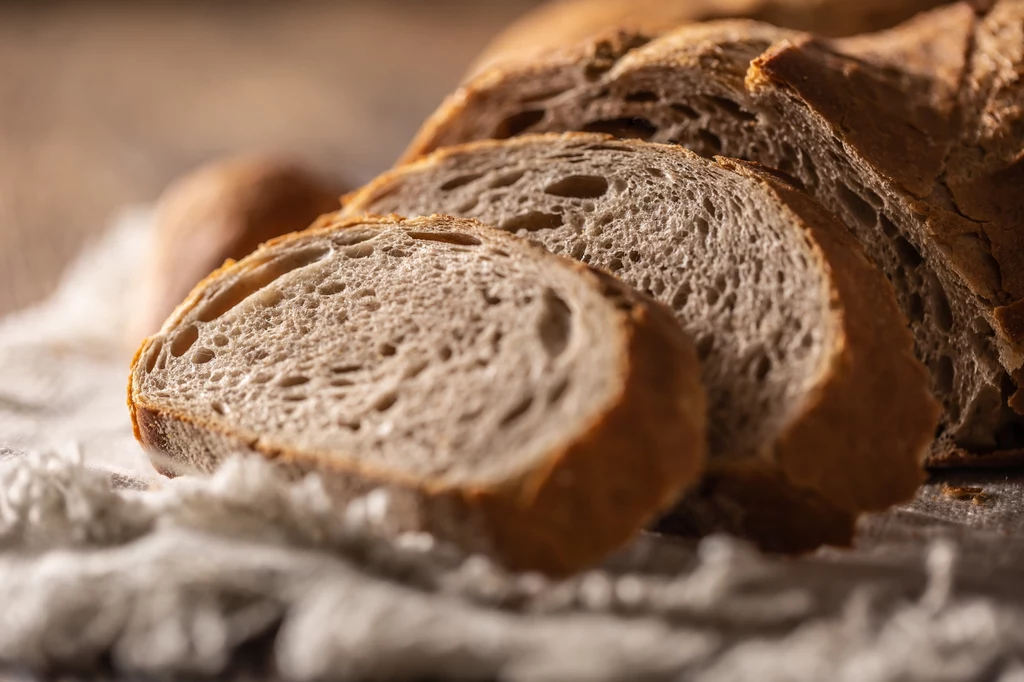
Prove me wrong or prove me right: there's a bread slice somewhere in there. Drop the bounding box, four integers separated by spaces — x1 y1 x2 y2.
343 134 939 550
128 214 707 574
470 0 953 77
400 3 1024 465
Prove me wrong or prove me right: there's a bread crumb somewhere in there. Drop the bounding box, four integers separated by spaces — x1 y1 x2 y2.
941 483 991 505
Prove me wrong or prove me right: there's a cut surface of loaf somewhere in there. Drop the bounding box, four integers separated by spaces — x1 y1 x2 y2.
470 0 952 76
402 2 1024 465
128 215 707 573
343 134 939 550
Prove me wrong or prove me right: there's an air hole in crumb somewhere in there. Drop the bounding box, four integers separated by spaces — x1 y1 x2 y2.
339 419 362 431
801 332 814 348
196 246 329 322
482 288 501 305
879 214 898 237
501 394 534 427
544 175 609 199
706 288 720 306
408 231 482 246
709 96 757 122
500 211 563 233
318 281 347 295
670 103 700 119
494 109 545 138
695 216 710 238
930 286 954 332
404 359 429 379
582 117 658 140
935 355 954 394
440 173 483 191
608 257 624 272
490 171 526 188
144 339 164 373
894 236 923 268
754 354 771 381
538 288 572 358
625 90 659 102
170 325 199 357
380 342 397 357
330 378 353 388
251 372 273 384
908 293 925 322
549 378 570 404
698 130 722 153
283 394 307 402
671 283 692 309
837 185 877 226
646 167 666 179
373 392 398 412
278 375 310 388
211 401 226 416
331 364 361 374
439 346 453 361
345 243 375 259
696 335 715 361
191 347 215 364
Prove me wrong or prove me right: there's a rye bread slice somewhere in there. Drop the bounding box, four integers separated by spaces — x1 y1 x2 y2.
128 215 707 574
343 134 939 550
400 2 1024 465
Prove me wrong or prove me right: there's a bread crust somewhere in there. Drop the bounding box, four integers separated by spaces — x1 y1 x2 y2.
128 215 707 575
468 0 955 78
345 134 938 548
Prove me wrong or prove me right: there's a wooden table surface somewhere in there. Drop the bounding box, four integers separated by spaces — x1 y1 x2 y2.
0 0 541 317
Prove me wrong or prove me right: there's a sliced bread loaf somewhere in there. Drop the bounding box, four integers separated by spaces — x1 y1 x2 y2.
400 3 1024 465
343 134 939 550
128 214 707 574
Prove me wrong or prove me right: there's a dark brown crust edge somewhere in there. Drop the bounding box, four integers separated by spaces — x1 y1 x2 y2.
128 214 707 575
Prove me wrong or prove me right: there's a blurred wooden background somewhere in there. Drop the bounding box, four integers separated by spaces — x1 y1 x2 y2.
0 0 542 316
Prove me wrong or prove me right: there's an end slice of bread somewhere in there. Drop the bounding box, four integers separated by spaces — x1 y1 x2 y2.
128 215 707 574
343 134 939 551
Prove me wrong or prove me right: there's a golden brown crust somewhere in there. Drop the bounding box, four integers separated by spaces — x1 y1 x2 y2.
128 214 707 575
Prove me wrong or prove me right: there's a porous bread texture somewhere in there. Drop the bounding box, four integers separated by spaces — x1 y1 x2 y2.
469 0 953 77
343 134 939 550
401 3 1024 464
128 156 342 345
129 215 707 574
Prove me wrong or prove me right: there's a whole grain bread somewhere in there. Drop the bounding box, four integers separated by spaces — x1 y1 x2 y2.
401 2 1024 465
343 134 939 550
128 214 707 574
127 156 343 346
470 0 953 77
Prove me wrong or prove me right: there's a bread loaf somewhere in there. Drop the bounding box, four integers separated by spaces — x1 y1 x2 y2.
401 2 1024 465
343 134 939 550
127 156 342 345
471 0 953 76
128 214 707 574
